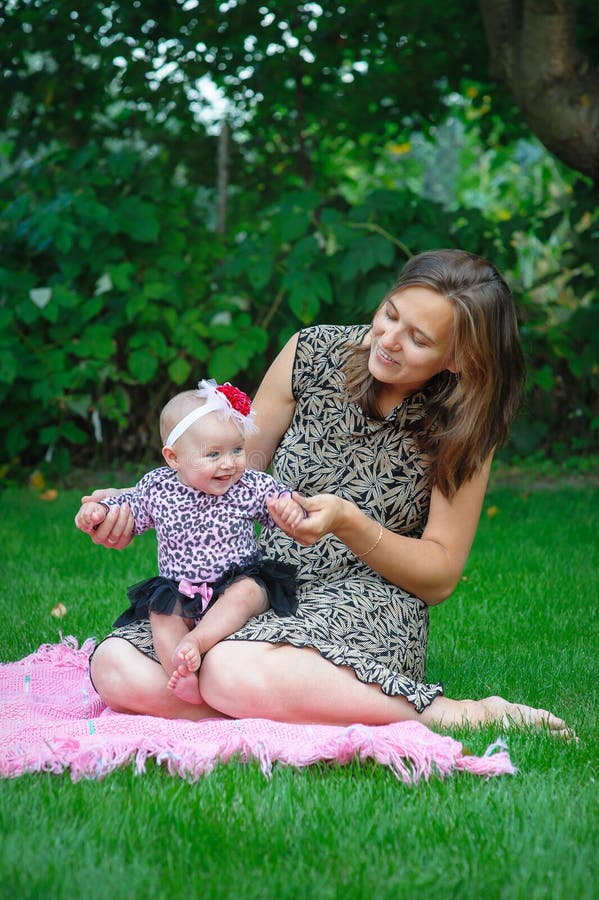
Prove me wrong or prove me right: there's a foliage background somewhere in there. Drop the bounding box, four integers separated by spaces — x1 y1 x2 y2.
0 1 598 479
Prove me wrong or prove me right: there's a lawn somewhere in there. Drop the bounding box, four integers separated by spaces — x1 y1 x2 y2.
0 481 597 900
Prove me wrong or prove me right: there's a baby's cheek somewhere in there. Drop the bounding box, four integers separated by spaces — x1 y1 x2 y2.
189 457 209 471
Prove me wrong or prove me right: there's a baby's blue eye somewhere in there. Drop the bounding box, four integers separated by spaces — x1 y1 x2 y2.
233 447 244 455
207 451 219 459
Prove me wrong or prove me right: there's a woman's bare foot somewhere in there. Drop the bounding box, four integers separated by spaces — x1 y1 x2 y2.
167 668 204 705
473 696 573 736
172 635 203 675
424 695 573 736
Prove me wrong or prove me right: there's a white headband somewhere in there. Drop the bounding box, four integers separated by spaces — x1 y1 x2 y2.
164 379 257 448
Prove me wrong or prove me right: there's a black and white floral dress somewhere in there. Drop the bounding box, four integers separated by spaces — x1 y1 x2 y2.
107 325 444 711
230 324 444 711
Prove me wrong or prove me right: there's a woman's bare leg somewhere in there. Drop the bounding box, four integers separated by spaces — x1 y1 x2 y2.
90 636 570 733
90 637 224 720
199 641 570 733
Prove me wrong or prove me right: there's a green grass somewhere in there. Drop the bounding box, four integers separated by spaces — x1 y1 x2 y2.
0 483 598 900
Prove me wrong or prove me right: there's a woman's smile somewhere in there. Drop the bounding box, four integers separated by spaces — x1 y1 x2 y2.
374 343 400 367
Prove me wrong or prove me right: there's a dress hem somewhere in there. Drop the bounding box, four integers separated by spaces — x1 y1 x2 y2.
227 631 444 713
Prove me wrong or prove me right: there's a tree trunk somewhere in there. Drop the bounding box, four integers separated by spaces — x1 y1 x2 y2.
217 120 229 234
478 0 599 183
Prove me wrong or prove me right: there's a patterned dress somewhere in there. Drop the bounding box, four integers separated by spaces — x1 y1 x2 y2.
106 325 444 711
228 324 444 711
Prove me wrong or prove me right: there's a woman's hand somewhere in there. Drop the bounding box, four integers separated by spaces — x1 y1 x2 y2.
267 491 346 545
80 488 122 505
75 489 135 549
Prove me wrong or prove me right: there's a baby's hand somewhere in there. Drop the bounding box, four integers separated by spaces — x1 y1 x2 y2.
74 501 108 533
267 491 307 532
267 491 345 546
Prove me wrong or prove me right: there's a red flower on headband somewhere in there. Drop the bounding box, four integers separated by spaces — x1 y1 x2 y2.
216 383 252 416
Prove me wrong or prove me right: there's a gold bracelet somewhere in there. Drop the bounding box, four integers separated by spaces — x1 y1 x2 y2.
357 523 384 558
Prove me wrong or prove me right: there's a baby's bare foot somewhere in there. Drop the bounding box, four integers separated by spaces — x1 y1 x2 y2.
167 668 203 705
172 635 203 675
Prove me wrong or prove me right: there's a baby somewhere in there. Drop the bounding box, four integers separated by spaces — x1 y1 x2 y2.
77 379 305 704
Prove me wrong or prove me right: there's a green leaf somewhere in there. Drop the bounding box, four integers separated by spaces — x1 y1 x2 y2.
530 366 555 391
209 345 241 383
113 198 159 243
125 293 148 322
109 262 135 291
61 421 88 444
168 356 192 385
52 285 81 310
362 280 391 311
288 235 319 266
70 326 116 361
128 349 158 383
143 282 169 301
311 272 332 304
278 210 311 242
338 248 367 282
0 307 14 329
0 350 17 384
288 283 320 325
371 235 395 267
5 425 27 456
40 425 60 444
246 250 275 291
129 331 169 356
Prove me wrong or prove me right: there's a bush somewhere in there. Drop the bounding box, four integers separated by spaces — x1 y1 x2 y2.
1 140 597 483
0 141 267 473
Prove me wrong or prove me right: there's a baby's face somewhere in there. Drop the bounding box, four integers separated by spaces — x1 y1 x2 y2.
172 413 246 494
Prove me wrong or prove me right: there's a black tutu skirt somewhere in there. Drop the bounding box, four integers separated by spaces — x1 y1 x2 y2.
113 553 298 627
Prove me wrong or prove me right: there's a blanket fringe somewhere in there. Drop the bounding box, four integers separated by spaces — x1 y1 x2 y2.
0 727 516 783
8 635 96 670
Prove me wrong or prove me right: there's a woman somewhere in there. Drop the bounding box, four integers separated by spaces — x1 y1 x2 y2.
77 249 569 734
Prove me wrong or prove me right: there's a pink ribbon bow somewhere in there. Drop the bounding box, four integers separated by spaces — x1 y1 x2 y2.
178 579 213 612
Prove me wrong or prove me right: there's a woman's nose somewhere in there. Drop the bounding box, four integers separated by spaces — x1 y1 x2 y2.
381 326 403 352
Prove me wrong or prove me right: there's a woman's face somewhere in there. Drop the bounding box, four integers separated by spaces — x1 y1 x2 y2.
368 286 457 403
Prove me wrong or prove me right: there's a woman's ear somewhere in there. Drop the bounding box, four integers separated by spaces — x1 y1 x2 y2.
162 446 179 470
446 358 460 375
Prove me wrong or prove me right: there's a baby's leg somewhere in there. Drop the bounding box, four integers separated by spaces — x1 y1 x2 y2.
150 612 191 676
151 611 204 705
171 577 268 676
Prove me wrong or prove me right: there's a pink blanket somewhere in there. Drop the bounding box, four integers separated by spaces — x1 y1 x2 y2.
0 638 516 782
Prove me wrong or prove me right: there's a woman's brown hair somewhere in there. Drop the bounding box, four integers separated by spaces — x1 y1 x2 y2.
343 249 525 498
